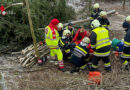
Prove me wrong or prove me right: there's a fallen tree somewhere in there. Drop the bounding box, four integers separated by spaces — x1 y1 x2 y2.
38 10 116 30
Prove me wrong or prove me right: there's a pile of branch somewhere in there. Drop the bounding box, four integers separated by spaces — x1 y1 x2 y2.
19 43 49 68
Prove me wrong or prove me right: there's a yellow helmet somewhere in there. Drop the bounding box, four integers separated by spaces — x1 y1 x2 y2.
126 16 130 22
91 19 101 28
100 11 107 16
82 37 90 44
58 23 63 28
63 30 71 36
93 3 99 9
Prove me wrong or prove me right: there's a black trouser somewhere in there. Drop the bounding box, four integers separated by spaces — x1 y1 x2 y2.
120 46 130 66
90 55 111 71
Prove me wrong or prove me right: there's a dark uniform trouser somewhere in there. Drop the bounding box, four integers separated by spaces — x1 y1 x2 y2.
91 55 111 71
120 46 130 67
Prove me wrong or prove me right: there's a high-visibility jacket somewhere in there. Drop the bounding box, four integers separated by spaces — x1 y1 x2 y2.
97 17 110 29
59 38 71 54
58 30 63 39
90 27 111 57
121 29 130 59
45 26 59 49
70 44 89 67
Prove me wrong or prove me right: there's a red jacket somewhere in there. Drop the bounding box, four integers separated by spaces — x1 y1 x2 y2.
73 29 88 44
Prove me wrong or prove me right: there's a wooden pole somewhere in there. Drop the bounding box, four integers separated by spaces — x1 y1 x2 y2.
88 0 92 14
24 0 39 58
122 0 126 11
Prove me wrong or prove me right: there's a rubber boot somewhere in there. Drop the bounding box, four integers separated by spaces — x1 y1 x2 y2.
70 66 79 73
59 68 66 72
42 56 47 64
90 67 97 71
59 60 65 72
105 67 111 72
125 64 129 71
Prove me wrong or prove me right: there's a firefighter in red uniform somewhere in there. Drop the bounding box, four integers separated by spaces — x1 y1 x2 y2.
72 25 89 45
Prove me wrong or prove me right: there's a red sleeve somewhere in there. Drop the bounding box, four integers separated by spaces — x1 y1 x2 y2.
73 29 80 41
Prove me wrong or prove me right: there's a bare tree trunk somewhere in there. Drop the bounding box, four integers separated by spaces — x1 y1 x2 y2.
24 0 40 58
122 0 126 11
88 0 92 13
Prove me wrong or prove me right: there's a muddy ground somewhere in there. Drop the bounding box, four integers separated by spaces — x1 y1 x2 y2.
0 2 130 90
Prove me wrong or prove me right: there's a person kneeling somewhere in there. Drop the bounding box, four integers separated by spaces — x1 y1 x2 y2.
70 37 90 73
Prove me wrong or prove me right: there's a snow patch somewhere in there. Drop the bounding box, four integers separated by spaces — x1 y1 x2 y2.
66 0 85 12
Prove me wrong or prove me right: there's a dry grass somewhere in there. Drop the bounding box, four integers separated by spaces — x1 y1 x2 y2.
3 54 130 90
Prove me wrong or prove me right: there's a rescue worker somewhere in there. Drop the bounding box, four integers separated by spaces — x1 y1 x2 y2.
111 38 124 52
120 28 130 70
58 23 64 38
90 19 111 72
91 3 102 20
65 23 75 41
59 29 72 60
45 18 65 72
122 16 130 32
98 11 110 30
70 37 90 73
72 25 89 45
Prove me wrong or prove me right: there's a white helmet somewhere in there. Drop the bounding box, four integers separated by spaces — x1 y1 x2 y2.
100 11 107 16
126 16 130 22
63 30 71 36
91 19 101 28
93 3 99 9
58 23 63 28
82 37 90 44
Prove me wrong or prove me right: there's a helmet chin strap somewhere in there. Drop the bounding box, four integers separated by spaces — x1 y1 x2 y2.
80 42 88 46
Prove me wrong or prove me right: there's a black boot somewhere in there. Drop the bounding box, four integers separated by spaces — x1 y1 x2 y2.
90 67 97 71
105 67 111 72
70 66 79 73
125 65 129 71
59 68 66 72
42 56 47 64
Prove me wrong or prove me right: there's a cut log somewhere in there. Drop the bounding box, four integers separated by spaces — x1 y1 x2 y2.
19 42 49 68
25 59 36 68
11 51 22 55
22 56 33 67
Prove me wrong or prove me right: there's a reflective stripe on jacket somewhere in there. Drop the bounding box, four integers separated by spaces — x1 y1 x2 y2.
93 27 111 50
90 27 111 57
45 26 59 49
